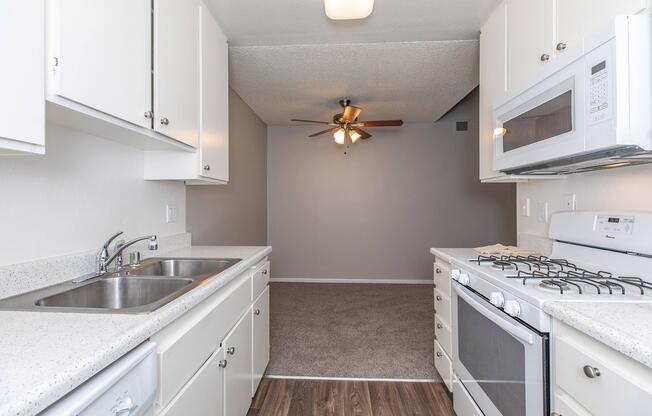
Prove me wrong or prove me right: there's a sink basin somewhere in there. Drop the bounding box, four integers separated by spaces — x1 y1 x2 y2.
35 277 193 310
125 258 239 278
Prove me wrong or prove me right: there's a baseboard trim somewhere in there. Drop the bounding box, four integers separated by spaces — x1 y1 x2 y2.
269 278 432 284
265 374 439 383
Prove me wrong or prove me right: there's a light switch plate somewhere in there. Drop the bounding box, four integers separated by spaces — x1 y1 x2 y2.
563 194 577 211
520 198 531 217
166 204 178 223
537 202 549 223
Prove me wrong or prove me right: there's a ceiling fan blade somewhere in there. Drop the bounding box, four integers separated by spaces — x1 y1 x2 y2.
291 118 331 124
308 127 338 137
358 120 404 127
352 127 372 140
341 106 362 123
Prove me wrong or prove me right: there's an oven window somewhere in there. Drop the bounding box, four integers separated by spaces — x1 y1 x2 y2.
503 90 572 152
458 297 526 416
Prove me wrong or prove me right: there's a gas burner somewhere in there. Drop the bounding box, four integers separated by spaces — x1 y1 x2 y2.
539 280 569 291
492 260 515 271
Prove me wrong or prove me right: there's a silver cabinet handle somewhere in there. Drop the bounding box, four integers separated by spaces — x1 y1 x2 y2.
144 111 153 119
254 309 261 316
435 268 442 274
556 42 567 51
203 165 210 171
160 117 169 125
227 346 235 355
583 365 601 378
540 53 550 62
436 295 442 301
436 352 442 358
218 360 227 368
436 323 443 329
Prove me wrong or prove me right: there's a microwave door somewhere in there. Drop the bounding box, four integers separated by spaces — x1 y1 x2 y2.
452 283 548 416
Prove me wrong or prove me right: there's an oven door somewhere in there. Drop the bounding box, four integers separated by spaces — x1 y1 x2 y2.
452 282 548 416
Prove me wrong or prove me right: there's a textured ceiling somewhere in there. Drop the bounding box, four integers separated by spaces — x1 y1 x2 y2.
206 0 499 46
229 40 479 125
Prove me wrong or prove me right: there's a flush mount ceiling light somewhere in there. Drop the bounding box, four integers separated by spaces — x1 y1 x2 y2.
325 0 374 20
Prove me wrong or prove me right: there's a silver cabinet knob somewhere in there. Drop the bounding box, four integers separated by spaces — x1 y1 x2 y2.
254 309 261 316
583 365 601 378
227 346 235 355
218 360 227 368
203 165 210 171
556 42 567 51
160 117 169 125
551 413 562 416
435 268 442 274
144 111 153 119
436 352 442 358
436 323 443 329
436 295 442 301
262 269 268 275
540 53 550 62
433 283 437 288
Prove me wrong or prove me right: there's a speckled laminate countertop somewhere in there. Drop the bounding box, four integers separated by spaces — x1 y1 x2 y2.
0 246 271 416
543 301 652 369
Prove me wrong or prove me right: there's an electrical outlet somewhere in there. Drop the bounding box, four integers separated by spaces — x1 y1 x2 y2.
166 204 178 223
537 202 549 223
520 198 531 217
563 194 577 211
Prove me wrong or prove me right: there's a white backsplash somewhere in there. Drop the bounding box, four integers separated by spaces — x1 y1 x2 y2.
0 232 191 300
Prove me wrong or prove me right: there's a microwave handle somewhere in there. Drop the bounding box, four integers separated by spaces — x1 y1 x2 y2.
454 284 534 345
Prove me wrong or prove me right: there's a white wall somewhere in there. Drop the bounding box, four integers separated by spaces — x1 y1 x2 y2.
517 163 652 248
0 123 186 266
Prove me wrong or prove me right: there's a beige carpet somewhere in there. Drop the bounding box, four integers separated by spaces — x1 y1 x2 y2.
267 282 439 380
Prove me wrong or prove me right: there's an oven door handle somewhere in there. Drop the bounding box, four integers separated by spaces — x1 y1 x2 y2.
454 284 534 345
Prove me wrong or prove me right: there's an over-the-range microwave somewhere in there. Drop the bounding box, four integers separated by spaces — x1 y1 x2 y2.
493 14 652 176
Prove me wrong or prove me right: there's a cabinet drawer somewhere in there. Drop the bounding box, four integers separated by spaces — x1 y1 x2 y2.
434 340 452 391
152 272 251 410
554 321 652 416
434 314 452 358
252 259 269 301
433 262 451 297
433 288 451 325
552 390 591 416
159 348 224 416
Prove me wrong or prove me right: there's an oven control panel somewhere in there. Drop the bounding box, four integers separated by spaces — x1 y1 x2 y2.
596 214 635 237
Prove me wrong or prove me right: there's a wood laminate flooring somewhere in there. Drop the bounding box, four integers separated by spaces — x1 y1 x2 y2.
247 378 455 416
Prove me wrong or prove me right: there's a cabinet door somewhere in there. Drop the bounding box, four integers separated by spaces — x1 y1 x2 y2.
252 286 270 395
53 0 152 128
154 0 199 147
223 309 253 416
507 0 555 92
479 2 507 180
160 348 224 416
199 5 229 181
0 0 45 153
556 0 648 50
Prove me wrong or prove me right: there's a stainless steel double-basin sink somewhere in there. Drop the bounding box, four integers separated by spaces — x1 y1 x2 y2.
0 258 241 314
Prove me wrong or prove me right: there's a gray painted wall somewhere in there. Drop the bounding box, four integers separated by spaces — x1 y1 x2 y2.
267 91 516 281
186 89 268 245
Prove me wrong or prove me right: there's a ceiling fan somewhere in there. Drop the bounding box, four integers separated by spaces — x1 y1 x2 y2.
291 98 403 145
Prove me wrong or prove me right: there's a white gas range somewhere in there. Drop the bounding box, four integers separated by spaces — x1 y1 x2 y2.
447 211 652 416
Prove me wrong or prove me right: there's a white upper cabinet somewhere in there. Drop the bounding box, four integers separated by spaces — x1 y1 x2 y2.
0 0 45 154
556 0 649 51
506 0 555 93
154 0 200 148
479 2 508 181
52 0 152 129
199 4 229 182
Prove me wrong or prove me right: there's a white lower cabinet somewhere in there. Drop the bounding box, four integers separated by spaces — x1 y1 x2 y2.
252 287 270 395
160 347 225 416
432 255 454 393
223 309 253 416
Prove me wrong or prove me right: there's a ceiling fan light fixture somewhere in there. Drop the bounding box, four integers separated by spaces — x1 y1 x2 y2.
349 130 362 143
324 0 374 20
333 128 346 144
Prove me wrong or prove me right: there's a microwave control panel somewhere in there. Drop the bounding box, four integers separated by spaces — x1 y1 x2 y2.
588 60 610 125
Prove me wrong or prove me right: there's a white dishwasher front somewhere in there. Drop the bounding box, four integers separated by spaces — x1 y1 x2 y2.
43 341 157 416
